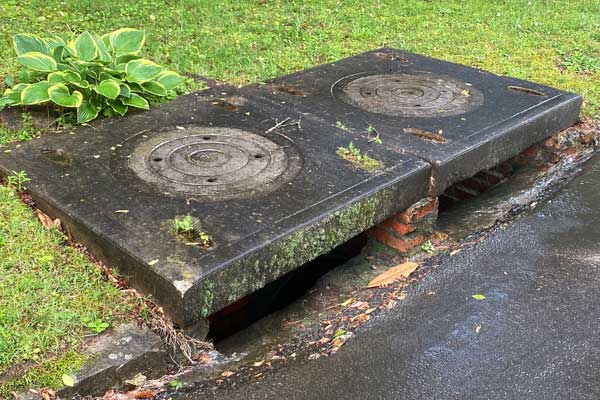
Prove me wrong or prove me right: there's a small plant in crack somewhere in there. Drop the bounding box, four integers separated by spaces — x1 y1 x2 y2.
6 170 30 191
173 215 213 248
82 315 110 334
335 120 351 132
336 141 382 171
421 240 435 254
367 124 382 144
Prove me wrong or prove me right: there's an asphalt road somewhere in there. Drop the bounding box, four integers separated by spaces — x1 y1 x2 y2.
177 156 600 400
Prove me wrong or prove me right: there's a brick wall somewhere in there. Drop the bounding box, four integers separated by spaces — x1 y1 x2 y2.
369 121 599 254
367 197 438 254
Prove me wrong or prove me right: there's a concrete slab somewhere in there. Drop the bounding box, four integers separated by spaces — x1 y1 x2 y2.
247 48 582 193
0 89 430 328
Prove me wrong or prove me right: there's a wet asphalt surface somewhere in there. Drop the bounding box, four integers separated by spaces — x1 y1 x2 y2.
176 156 600 400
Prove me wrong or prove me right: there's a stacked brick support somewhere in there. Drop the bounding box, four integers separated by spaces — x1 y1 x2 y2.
513 121 599 167
369 122 599 254
368 197 439 254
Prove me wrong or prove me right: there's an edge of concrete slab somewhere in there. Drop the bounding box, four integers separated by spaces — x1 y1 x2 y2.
428 92 583 194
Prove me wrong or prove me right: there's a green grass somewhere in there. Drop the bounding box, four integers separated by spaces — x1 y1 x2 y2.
0 0 599 394
1 0 599 117
0 112 39 146
0 185 134 396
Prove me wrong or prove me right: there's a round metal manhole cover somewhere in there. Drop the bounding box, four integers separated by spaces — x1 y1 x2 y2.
120 127 302 201
335 73 483 117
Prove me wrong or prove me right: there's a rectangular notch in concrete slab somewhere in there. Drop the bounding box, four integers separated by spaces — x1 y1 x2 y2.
245 47 582 194
0 89 431 328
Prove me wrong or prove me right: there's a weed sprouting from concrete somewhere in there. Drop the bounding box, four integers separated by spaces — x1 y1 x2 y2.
421 240 435 254
173 215 213 248
336 142 382 171
6 170 30 191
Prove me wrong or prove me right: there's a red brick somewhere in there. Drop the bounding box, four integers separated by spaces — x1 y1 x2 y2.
543 136 558 149
561 146 579 157
368 227 426 253
523 145 541 159
379 218 415 236
398 197 438 223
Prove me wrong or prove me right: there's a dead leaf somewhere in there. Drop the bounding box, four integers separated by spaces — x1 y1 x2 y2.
221 370 235 378
36 210 61 229
253 360 265 367
461 89 470 97
349 301 369 310
351 313 370 323
41 388 56 400
381 299 397 310
340 298 353 307
124 373 147 387
128 389 158 399
193 351 212 364
332 334 350 347
367 262 418 288
282 320 303 328
404 128 447 143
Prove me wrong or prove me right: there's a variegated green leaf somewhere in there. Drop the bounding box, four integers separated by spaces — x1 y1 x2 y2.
122 93 149 109
16 52 57 72
51 45 67 63
13 34 50 56
45 36 67 50
92 32 112 63
74 31 98 62
116 53 141 65
119 83 131 98
77 101 99 123
72 60 103 68
94 80 120 99
125 59 162 83
21 81 51 105
109 28 145 55
0 97 13 109
141 81 166 96
111 101 128 116
155 71 185 91
63 70 89 89
48 84 83 108
100 33 111 49
1 83 27 106
127 82 144 93
48 71 66 84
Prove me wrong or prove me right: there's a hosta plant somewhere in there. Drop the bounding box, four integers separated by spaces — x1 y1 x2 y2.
0 29 185 123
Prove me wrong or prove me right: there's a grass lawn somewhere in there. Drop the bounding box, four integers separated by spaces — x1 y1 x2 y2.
0 0 599 395
0 185 135 396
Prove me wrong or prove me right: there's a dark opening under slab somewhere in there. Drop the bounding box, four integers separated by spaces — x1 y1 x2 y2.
246 47 582 193
0 90 430 327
